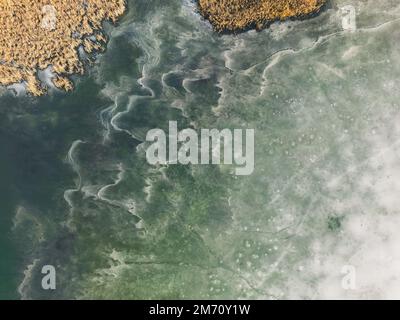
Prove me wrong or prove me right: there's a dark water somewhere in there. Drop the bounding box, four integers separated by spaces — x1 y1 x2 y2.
0 78 111 298
2 0 400 299
0 134 18 299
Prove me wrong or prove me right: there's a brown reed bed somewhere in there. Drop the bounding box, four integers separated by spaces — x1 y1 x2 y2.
197 0 327 33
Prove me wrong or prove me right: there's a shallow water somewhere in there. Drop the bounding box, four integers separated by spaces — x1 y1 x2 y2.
2 0 400 299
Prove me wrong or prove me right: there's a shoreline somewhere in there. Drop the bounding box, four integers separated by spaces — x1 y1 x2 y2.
197 0 329 34
0 0 127 96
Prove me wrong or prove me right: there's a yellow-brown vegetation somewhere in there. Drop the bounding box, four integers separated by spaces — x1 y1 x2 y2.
198 0 326 32
0 0 126 95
